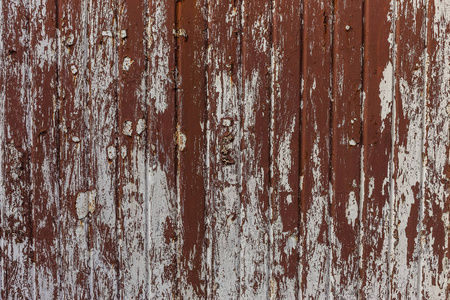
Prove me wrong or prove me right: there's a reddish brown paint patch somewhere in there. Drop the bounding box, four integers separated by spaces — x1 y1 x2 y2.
176 0 208 297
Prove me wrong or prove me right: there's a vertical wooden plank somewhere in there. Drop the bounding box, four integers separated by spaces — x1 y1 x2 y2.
88 0 118 297
147 0 178 298
422 0 450 297
29 0 59 297
390 0 426 298
239 0 271 298
116 0 148 297
206 0 241 298
270 0 301 298
299 0 333 298
176 0 208 298
58 0 91 297
0 0 33 298
360 0 395 298
329 0 363 297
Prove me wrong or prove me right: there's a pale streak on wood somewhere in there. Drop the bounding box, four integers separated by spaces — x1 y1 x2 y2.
88 0 118 297
1 0 33 298
206 1 241 298
240 1 271 298
421 0 450 297
390 0 426 298
270 0 301 297
58 0 91 297
147 0 177 298
360 0 395 297
29 0 59 297
299 0 333 298
329 0 363 296
116 0 148 297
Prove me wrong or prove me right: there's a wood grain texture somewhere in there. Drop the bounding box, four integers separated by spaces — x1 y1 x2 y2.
176 0 208 298
58 0 91 298
147 0 178 298
0 0 448 299
299 0 333 298
330 0 363 297
206 0 241 298
270 0 301 298
88 0 119 297
29 0 59 297
239 0 271 298
422 0 450 298
1 0 33 298
116 0 148 298
360 0 395 298
391 0 426 298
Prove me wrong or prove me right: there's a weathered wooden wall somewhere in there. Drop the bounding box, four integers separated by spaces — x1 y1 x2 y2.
0 0 449 299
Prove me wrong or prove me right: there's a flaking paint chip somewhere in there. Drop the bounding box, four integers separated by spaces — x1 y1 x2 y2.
66 33 74 46
72 136 80 143
107 145 117 160
121 145 127 158
76 190 97 219
174 125 186 151
71 65 78 75
349 139 357 146
136 119 146 135
123 57 133 71
173 28 187 38
222 118 233 127
122 121 133 136
102 30 113 37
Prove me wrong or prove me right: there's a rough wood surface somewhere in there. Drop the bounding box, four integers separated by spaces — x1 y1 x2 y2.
299 0 333 298
206 0 241 298
270 0 301 298
88 0 119 297
0 0 448 299
360 0 395 297
58 0 91 298
239 0 271 298
117 0 148 298
29 0 59 297
147 0 178 298
1 0 33 298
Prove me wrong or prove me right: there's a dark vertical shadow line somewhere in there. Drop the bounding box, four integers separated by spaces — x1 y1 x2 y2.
174 0 180 297
326 0 336 297
54 0 62 297
387 0 398 297
358 0 366 298
112 0 120 298
297 0 305 297
418 0 429 297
